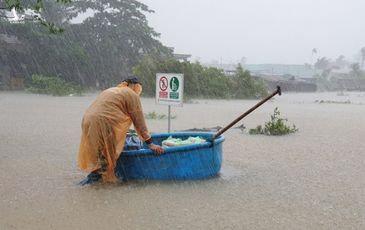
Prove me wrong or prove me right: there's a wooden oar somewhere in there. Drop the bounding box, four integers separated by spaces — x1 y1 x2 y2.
212 86 282 139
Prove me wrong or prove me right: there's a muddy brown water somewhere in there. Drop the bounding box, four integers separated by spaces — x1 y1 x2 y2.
1 91 365 229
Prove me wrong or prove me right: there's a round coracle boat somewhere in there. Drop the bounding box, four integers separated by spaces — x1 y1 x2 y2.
115 132 225 180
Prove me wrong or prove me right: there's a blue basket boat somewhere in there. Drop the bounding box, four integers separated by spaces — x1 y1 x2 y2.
115 132 225 180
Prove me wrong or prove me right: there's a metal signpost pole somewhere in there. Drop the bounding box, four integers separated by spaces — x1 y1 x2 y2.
168 105 171 133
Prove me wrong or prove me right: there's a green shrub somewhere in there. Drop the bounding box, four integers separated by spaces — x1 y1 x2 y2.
232 65 268 99
27 74 83 96
144 111 176 120
249 107 298 135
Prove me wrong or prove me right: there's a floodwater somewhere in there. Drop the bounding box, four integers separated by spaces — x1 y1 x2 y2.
1 91 365 230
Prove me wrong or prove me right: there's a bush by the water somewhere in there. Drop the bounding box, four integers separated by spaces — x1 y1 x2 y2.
27 74 83 96
249 107 298 135
144 111 176 120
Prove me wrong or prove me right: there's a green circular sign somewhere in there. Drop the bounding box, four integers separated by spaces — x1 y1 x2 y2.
170 77 179 92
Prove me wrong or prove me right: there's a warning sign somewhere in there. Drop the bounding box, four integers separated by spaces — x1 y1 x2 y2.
156 73 184 107
159 76 168 91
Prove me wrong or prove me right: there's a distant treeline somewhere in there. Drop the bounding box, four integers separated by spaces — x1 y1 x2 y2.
134 56 268 99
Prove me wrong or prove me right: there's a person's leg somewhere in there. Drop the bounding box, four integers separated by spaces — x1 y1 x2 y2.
79 121 119 185
99 123 119 183
78 150 105 186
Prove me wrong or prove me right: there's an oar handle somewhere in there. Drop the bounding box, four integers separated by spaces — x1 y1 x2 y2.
213 86 282 139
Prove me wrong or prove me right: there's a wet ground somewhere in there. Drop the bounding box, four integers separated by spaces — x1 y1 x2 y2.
1 91 365 229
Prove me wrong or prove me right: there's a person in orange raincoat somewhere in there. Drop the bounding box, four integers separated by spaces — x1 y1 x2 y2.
78 76 164 185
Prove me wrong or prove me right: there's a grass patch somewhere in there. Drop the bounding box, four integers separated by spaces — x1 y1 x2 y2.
144 111 177 120
27 74 83 96
315 100 351 104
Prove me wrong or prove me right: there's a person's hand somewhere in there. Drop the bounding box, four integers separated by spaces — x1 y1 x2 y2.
148 143 164 155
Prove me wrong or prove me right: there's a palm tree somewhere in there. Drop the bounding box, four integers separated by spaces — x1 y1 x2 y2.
361 47 365 67
311 48 318 66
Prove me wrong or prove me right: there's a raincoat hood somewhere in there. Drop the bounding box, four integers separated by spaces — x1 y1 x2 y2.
117 81 143 96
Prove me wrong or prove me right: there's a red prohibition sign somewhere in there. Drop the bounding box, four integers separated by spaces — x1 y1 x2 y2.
159 76 168 91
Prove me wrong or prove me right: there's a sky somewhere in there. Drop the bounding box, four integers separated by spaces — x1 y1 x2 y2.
140 0 365 65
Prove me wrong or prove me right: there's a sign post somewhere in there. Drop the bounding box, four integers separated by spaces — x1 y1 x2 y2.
156 73 184 133
168 105 171 133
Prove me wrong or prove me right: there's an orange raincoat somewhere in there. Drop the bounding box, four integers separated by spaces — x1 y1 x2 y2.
78 83 150 182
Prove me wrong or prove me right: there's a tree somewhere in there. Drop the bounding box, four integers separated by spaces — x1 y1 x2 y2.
64 0 171 86
311 48 317 66
233 64 267 99
314 57 330 70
